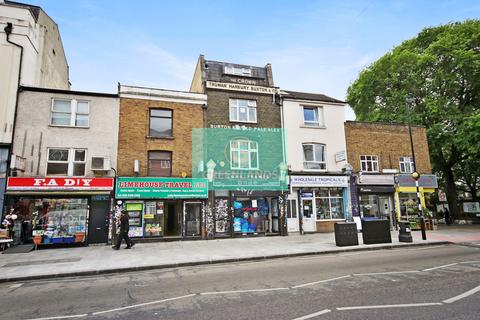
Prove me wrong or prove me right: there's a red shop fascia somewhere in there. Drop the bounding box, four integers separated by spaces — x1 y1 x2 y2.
5 177 114 245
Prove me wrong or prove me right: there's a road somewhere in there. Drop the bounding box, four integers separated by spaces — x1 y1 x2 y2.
1 243 479 320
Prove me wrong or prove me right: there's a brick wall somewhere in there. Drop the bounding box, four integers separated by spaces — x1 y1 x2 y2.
344 121 432 174
117 98 204 177
206 90 281 128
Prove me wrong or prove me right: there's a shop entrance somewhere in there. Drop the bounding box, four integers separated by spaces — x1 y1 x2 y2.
164 201 180 236
88 195 110 244
286 199 299 232
184 202 201 237
301 198 316 232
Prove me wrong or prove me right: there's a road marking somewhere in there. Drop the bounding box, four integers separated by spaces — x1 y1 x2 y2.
24 315 87 320
292 275 351 288
353 270 421 276
423 263 458 271
91 293 196 315
200 287 289 295
460 260 480 264
9 283 23 289
291 309 331 320
337 302 442 311
443 284 480 304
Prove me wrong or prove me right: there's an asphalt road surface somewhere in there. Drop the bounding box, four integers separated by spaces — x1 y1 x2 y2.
2 243 479 320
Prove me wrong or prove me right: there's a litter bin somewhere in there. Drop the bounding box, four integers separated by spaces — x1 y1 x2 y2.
334 222 359 247
398 221 413 243
361 219 392 244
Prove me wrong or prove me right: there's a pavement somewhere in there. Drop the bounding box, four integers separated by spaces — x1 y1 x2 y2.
0 224 478 283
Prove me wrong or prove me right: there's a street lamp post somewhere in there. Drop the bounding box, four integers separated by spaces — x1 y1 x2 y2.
406 96 427 240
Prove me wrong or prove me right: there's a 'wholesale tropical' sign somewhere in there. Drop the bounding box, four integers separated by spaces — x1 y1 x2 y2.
116 177 208 199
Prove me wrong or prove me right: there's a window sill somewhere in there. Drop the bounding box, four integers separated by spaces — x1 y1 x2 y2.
229 120 258 124
49 125 90 129
300 125 326 129
146 136 174 140
302 168 327 172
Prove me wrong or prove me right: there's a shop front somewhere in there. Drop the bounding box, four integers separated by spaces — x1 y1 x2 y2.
115 177 208 239
394 174 438 229
289 175 349 233
355 174 396 228
5 177 113 246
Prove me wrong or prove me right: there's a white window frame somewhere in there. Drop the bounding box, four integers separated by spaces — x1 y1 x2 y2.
230 139 259 170
51 99 90 128
229 99 257 123
224 66 252 76
302 106 323 127
46 148 87 176
399 156 415 173
360 155 379 172
303 143 327 171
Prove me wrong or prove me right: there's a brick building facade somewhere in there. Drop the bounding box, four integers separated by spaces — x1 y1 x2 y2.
344 121 437 229
190 56 287 238
116 85 209 240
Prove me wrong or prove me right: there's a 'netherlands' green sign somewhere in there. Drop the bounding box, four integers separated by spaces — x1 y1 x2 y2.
116 177 208 199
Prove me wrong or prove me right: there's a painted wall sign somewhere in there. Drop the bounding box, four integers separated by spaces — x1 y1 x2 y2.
7 177 114 190
206 81 277 94
116 177 208 199
290 175 348 188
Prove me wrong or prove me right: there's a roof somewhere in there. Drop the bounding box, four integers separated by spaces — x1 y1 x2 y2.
282 90 345 104
4 1 41 21
20 86 118 98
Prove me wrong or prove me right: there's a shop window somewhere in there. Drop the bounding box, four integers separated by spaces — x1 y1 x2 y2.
360 155 379 172
224 66 252 76
303 106 323 126
46 148 86 176
233 197 270 233
303 143 326 170
27 198 88 245
229 99 257 123
51 99 89 127
315 188 344 220
148 151 172 176
0 147 8 176
230 139 258 170
399 156 415 173
149 109 172 137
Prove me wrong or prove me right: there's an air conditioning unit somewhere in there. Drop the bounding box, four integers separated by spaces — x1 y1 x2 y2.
91 157 111 171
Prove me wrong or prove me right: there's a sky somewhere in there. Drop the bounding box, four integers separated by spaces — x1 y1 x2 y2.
32 0 480 120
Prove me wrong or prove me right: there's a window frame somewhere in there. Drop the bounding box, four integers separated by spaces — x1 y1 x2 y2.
302 106 324 127
399 156 415 173
229 99 257 123
360 155 379 172
302 143 327 171
46 148 87 176
50 99 90 128
149 108 173 138
148 150 172 177
230 139 259 170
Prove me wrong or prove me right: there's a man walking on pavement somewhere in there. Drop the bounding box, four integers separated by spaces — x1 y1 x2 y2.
113 210 135 250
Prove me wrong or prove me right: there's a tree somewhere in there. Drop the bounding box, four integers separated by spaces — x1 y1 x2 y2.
347 20 480 218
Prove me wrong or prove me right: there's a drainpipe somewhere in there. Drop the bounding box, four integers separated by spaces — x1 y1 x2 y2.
2 22 24 215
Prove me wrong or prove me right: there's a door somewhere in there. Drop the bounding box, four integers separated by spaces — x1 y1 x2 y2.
184 202 202 237
164 201 180 236
301 198 316 232
379 195 394 228
287 199 299 232
88 195 110 244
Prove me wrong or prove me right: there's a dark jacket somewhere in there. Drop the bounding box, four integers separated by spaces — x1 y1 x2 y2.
120 213 130 233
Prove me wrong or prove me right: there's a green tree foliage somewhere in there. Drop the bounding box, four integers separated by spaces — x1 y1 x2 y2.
347 20 480 217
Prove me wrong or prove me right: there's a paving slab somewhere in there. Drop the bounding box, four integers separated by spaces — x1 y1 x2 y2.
1 225 478 283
